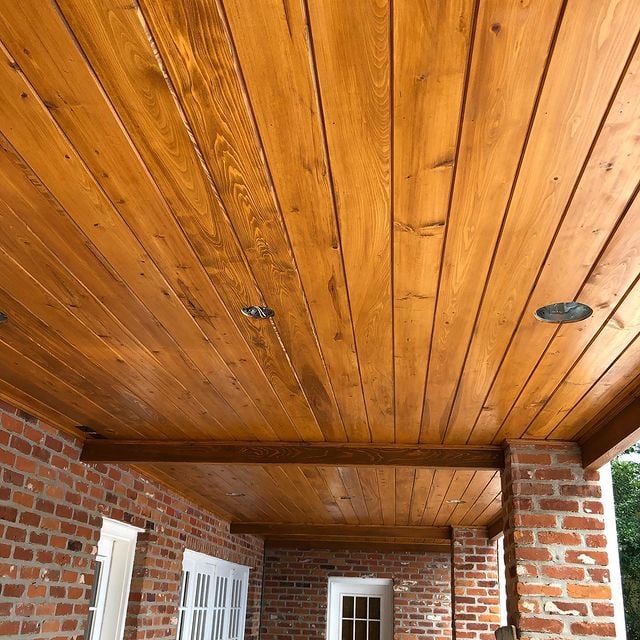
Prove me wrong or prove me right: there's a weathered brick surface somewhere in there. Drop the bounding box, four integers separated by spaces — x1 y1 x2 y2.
0 402 263 639
502 441 616 640
451 528 501 640
260 546 452 640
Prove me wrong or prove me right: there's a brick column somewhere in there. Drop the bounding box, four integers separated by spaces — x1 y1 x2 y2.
451 527 501 640
502 441 616 639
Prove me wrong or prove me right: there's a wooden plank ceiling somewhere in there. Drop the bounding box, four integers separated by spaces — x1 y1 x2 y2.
0 0 639 538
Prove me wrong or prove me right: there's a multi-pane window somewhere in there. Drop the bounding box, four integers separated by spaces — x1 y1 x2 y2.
328 578 392 640
176 550 249 640
340 594 382 640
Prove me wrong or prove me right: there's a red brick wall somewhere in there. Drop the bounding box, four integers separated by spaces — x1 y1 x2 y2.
451 528 501 640
502 441 616 639
0 401 264 639
260 546 452 640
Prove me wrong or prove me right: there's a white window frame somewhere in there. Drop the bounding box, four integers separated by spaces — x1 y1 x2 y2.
177 549 250 640
327 577 393 640
87 517 144 640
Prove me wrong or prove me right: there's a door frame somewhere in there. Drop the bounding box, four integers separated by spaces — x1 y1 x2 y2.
326 577 393 640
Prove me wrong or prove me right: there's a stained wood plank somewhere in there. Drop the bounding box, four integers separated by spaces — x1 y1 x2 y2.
450 4 640 444
420 0 564 442
55 0 324 441
395 467 416 525
376 467 396 526
392 0 472 442
0 336 134 436
307 0 394 441
222 0 369 442
458 472 502 526
357 468 384 525
490 200 640 442
422 469 454 526
319 467 359 524
0 209 212 439
409 468 435 526
434 470 474 525
80 440 504 468
132 0 344 440
445 470 496 526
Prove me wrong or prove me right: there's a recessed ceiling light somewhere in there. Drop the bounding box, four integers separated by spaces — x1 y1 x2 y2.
446 499 466 505
241 305 275 319
225 492 246 497
0 312 7 324
534 301 593 323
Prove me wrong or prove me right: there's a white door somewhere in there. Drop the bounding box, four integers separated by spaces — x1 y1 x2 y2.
327 578 393 640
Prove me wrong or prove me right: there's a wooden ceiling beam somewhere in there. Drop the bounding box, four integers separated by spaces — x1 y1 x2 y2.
264 540 451 553
487 515 504 541
582 397 640 469
80 440 504 469
230 523 451 540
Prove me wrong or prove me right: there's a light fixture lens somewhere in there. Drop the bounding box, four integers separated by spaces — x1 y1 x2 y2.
446 499 466 505
225 492 245 497
241 305 275 319
0 312 7 324
534 301 593 324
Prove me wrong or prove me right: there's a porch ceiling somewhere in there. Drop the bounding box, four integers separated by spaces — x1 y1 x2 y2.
0 1 639 537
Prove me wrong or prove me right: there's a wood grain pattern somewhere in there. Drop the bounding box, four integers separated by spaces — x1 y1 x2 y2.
136 0 345 440
0 0 637 530
392 0 472 443
307 0 394 441
222 0 369 442
0 0 306 442
81 440 503 469
54 0 325 440
420 0 564 442
446 0 640 444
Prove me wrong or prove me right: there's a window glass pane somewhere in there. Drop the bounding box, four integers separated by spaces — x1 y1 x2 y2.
369 597 380 620
181 572 190 607
342 595 354 618
369 621 380 640
354 619 367 640
355 597 367 619
341 619 353 640
88 560 103 607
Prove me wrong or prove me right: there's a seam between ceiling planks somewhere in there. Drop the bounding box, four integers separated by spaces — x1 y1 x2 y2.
437 0 640 445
